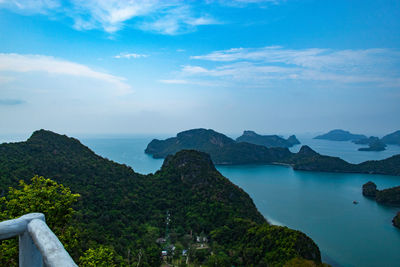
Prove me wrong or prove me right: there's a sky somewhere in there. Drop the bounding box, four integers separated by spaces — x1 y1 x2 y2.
0 0 399 137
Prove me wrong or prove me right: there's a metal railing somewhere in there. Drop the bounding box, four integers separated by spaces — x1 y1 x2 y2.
0 213 77 267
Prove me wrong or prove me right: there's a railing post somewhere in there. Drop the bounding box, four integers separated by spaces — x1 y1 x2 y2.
18 213 45 267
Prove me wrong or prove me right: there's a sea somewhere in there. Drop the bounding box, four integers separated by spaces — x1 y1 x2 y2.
2 133 400 267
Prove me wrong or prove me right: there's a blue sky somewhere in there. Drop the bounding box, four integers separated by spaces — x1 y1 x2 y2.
0 0 399 136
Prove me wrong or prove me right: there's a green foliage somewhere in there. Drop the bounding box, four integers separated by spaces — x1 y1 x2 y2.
0 176 81 265
79 246 121 267
210 219 321 266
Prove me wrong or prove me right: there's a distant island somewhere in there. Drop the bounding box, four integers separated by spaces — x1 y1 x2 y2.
353 130 400 151
382 130 400 146
236 130 300 148
145 128 400 176
0 130 323 266
315 129 400 152
357 138 387 152
314 129 366 141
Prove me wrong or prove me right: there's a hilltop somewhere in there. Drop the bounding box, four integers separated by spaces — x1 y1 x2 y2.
236 130 300 148
0 130 322 266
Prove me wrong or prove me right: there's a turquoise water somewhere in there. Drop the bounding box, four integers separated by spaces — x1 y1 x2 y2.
217 165 400 267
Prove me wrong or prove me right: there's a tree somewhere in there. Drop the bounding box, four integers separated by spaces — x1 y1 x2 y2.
79 246 121 267
0 176 81 265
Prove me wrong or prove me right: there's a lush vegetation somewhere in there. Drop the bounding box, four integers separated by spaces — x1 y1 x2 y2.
0 176 81 266
145 129 400 176
236 130 300 148
0 130 322 266
376 186 400 206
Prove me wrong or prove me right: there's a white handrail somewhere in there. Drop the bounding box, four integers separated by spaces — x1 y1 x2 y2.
0 213 77 267
28 219 77 267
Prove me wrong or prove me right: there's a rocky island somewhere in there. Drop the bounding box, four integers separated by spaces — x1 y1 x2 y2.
362 181 400 206
0 130 323 266
146 128 400 176
314 129 366 141
236 130 300 148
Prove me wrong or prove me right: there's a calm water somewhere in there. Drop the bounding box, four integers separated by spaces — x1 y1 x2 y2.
3 134 399 266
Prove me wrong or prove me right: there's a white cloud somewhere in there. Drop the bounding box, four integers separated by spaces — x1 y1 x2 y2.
179 47 400 87
137 5 219 35
114 53 148 59
0 0 220 34
0 53 131 93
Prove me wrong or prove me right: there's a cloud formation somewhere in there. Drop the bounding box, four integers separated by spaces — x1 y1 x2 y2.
176 46 400 87
0 0 221 34
0 53 131 93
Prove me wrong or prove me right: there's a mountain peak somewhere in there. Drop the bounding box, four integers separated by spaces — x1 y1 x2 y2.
298 145 318 156
161 150 218 184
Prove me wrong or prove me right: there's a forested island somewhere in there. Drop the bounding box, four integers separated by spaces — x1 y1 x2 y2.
0 130 324 266
314 129 366 141
362 182 400 206
236 130 300 148
146 128 400 176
